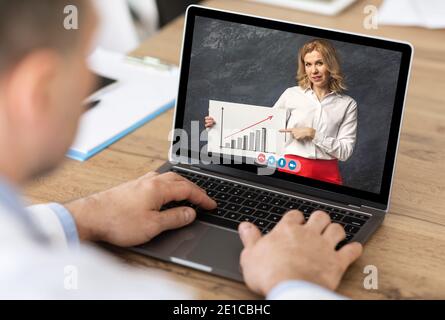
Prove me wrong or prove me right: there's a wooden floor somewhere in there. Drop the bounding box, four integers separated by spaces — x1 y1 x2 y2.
25 0 445 299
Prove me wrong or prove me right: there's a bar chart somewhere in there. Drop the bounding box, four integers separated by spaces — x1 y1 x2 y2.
224 127 268 152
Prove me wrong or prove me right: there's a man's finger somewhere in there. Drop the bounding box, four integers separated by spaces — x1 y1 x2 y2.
274 210 305 233
322 223 346 248
238 222 261 249
161 180 217 210
337 242 363 271
157 171 188 182
305 210 331 234
156 206 196 232
157 172 209 196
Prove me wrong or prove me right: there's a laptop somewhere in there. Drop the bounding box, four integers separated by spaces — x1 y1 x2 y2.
131 5 413 281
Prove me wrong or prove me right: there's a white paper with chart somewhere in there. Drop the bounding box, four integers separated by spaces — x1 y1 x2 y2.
207 100 288 160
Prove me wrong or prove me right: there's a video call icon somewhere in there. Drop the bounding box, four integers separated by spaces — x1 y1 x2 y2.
257 153 266 163
277 158 287 168
288 160 297 171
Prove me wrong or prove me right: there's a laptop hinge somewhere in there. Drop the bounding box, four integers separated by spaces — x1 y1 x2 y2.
362 204 386 213
348 204 385 213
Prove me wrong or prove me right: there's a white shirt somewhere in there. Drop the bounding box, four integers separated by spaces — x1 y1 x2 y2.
273 86 358 161
0 178 343 299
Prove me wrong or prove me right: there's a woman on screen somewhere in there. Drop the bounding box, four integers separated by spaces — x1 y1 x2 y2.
205 39 357 185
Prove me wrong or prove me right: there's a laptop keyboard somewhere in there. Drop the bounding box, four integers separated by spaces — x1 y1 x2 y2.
163 169 370 249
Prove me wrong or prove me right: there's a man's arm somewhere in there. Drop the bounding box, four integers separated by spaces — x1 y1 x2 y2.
28 172 217 248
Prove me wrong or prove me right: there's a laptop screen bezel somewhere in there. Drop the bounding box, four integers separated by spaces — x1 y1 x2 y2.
171 5 412 210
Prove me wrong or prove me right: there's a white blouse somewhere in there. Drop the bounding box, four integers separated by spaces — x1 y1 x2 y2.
273 86 357 161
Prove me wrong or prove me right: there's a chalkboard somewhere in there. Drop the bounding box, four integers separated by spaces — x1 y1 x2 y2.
183 17 402 194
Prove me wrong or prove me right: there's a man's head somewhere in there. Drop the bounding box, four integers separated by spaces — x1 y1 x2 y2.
0 0 97 183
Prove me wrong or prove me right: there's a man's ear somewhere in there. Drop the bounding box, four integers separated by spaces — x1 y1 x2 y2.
4 50 61 127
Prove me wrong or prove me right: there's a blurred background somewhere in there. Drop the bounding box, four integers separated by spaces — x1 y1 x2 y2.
93 0 444 53
93 0 202 53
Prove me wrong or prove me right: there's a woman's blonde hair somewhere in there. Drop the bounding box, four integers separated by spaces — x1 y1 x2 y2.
297 39 347 93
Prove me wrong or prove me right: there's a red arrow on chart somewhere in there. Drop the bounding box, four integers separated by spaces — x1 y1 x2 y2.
224 115 274 139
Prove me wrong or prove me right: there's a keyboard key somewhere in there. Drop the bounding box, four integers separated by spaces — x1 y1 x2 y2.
231 189 245 196
342 216 366 227
216 185 231 193
284 201 300 210
300 206 315 214
225 212 241 221
329 212 344 221
254 219 269 229
229 196 245 204
355 214 371 220
270 206 286 215
240 207 255 215
244 200 259 208
202 181 217 189
266 214 281 223
216 200 227 209
257 203 272 211
243 192 257 200
253 210 268 219
206 190 217 197
271 199 286 206
214 193 230 201
195 180 206 187
238 215 256 223
340 210 355 216
208 208 226 217
226 203 241 212
257 195 272 203
345 225 360 234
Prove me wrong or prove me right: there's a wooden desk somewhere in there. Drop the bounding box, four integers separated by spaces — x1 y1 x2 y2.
25 0 445 299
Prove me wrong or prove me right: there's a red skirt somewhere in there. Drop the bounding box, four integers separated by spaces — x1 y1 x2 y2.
278 154 343 185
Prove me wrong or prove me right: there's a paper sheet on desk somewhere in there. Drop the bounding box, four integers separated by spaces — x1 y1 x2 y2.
379 0 445 29
68 48 179 161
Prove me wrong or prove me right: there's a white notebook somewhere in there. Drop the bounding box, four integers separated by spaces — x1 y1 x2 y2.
249 0 357 16
67 48 179 161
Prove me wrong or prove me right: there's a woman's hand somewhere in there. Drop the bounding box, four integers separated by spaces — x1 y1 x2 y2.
204 116 216 128
280 127 316 141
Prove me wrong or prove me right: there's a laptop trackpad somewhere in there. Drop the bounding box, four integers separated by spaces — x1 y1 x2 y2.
138 221 243 278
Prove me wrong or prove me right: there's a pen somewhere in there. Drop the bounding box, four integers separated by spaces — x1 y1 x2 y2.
125 55 175 72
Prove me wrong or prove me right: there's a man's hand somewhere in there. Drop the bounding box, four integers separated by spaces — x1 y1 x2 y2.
65 172 217 247
238 210 363 296
279 127 316 141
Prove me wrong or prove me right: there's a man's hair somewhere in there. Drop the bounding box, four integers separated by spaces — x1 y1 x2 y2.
0 0 86 72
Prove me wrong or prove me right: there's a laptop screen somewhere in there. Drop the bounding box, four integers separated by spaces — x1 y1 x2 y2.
173 7 412 207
